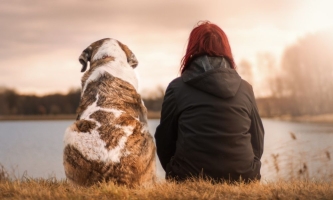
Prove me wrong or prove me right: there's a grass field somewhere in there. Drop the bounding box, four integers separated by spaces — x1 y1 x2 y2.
1 165 333 200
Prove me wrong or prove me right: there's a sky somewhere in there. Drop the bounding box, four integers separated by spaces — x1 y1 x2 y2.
1 0 333 97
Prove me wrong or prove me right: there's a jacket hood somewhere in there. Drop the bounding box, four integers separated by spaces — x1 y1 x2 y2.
182 55 241 98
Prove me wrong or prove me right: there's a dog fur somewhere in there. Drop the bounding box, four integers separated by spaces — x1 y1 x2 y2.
63 38 156 187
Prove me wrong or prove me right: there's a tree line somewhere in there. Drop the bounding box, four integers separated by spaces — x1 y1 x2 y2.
0 87 164 116
0 88 81 115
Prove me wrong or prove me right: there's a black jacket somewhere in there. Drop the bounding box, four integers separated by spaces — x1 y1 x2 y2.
155 55 264 182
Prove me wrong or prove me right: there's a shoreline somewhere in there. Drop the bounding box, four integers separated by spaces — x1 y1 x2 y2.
0 114 77 121
0 111 161 121
272 113 333 124
1 113 332 124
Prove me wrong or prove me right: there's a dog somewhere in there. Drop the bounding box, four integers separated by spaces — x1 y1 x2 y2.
63 38 156 187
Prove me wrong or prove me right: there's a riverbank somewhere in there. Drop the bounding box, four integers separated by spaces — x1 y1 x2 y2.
0 114 77 121
0 111 161 121
274 113 333 124
1 113 332 123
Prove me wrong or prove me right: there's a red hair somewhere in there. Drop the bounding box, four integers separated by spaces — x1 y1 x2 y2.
180 21 236 74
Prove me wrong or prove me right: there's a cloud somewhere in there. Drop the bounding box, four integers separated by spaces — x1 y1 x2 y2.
0 0 301 55
0 0 303 65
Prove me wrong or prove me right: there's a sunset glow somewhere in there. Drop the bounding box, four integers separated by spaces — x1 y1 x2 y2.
0 0 332 97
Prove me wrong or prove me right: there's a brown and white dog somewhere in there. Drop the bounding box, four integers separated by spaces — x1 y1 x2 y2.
63 38 156 187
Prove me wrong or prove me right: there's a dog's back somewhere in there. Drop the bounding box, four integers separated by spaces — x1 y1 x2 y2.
63 38 156 187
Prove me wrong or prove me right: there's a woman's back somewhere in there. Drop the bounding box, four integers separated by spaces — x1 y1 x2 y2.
155 21 264 182
155 55 264 181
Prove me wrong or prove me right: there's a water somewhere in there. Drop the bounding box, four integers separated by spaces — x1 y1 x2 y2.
0 119 332 181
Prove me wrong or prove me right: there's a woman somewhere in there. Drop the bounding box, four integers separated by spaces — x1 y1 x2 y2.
155 21 264 182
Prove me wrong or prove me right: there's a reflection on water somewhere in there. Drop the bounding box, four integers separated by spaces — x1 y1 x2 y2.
0 119 332 181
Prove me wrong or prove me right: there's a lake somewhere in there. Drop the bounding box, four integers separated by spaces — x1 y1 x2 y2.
0 119 332 181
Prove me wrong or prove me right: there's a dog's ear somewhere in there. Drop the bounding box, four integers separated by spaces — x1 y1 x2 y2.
79 46 92 72
117 41 138 68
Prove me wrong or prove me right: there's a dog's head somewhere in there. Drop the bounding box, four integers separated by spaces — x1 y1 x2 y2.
78 38 138 72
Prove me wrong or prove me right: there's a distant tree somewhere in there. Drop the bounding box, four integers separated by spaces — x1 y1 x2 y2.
278 28 333 115
0 89 19 115
255 53 285 98
0 89 13 115
142 86 165 112
65 88 81 113
238 59 253 85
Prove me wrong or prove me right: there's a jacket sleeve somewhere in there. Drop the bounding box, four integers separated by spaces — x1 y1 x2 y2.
249 90 265 160
154 85 178 171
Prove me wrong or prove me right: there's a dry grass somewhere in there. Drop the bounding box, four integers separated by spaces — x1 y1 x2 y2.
1 166 333 200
